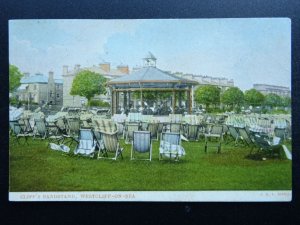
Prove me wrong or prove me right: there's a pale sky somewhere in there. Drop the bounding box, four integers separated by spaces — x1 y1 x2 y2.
9 18 291 90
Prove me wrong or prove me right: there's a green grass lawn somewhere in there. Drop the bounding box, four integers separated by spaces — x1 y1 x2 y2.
9 136 292 191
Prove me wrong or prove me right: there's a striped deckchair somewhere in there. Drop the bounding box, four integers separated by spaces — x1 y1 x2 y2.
131 131 152 161
98 131 123 160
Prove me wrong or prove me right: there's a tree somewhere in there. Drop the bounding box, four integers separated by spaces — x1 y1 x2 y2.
194 85 220 110
280 96 291 107
264 93 282 108
9 64 23 92
244 89 265 106
70 70 107 105
221 87 244 110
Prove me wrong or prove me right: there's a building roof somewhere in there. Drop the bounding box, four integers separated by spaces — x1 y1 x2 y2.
21 74 48 84
54 79 64 84
21 74 63 84
143 51 157 60
108 66 197 89
17 84 29 91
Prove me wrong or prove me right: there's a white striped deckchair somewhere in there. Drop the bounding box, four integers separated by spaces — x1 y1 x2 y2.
131 131 152 161
98 131 123 160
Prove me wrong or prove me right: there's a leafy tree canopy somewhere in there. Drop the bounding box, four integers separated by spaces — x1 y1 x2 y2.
194 85 220 108
221 87 244 106
132 91 172 101
244 89 265 106
70 70 107 102
9 64 23 92
264 93 282 107
280 96 291 107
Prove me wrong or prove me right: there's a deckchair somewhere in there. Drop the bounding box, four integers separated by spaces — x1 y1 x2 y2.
227 125 241 146
237 127 257 154
9 120 31 145
204 124 223 153
147 122 159 140
74 129 98 157
252 134 286 159
159 132 185 161
64 117 80 146
18 118 33 134
34 118 64 145
97 131 123 160
33 118 48 139
125 123 140 144
116 122 125 138
170 123 181 133
140 121 149 131
131 131 152 161
274 127 286 141
185 124 199 141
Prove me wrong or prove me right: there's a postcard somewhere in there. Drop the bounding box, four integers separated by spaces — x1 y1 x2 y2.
9 18 291 201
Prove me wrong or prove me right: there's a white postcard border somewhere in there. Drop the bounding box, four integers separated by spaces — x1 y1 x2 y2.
9 190 292 202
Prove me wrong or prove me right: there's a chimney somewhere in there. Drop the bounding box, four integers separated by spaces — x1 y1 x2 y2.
63 65 68 75
99 63 110 73
48 71 54 81
74 64 80 71
117 65 129 74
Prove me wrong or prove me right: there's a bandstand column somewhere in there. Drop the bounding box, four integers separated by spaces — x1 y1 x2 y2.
116 91 120 112
123 91 127 110
172 90 176 113
179 91 182 107
111 88 116 115
188 87 192 114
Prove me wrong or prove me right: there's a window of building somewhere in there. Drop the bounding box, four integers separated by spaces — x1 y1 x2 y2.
56 93 60 98
50 91 53 97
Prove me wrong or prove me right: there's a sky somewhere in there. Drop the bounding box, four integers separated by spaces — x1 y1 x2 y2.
9 18 291 90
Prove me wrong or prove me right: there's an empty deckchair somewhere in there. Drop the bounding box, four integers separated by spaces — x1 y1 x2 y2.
18 118 33 134
237 127 257 154
147 123 159 140
74 129 98 157
274 127 286 141
34 118 64 145
159 132 185 161
64 117 80 146
227 125 241 145
98 131 123 160
170 123 181 133
33 118 48 139
9 120 31 145
131 131 152 161
204 124 223 153
185 124 199 141
125 123 140 144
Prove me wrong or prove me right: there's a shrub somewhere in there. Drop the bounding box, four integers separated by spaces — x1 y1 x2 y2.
89 99 110 107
